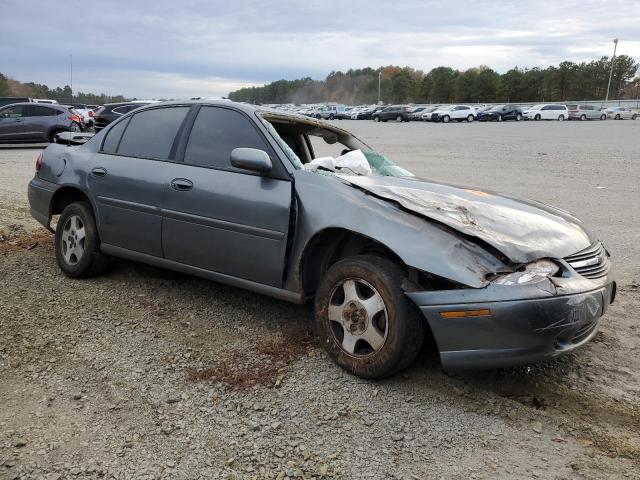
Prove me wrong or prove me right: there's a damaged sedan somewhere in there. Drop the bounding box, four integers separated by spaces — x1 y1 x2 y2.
28 100 615 379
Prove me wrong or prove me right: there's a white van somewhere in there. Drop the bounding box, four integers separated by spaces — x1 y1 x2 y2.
522 104 568 121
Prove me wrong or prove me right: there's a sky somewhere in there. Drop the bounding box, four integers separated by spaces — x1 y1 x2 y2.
1 0 639 99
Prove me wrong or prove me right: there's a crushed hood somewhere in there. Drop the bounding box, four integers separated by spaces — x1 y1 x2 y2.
337 175 593 264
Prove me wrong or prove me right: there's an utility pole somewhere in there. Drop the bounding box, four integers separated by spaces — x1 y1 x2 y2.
377 72 381 104
605 38 618 104
70 53 73 103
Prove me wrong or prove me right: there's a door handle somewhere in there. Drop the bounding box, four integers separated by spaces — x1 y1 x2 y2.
91 167 107 177
170 178 193 191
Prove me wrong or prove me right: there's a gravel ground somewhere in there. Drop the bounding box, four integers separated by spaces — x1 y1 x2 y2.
1 120 639 479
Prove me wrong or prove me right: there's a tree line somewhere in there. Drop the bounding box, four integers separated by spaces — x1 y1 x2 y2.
0 72 131 105
228 56 639 105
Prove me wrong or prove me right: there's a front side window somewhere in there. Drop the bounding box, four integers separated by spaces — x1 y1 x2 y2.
117 107 189 160
102 118 129 154
184 106 269 170
0 105 24 118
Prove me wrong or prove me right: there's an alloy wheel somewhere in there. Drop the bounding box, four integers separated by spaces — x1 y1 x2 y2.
60 215 86 265
327 278 389 357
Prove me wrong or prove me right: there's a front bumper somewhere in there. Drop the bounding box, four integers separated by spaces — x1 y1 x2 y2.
406 270 615 370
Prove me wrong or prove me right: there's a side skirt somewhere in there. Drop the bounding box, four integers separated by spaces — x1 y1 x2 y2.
100 243 305 304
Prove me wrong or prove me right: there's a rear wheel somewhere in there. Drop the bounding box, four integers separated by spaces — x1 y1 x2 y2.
515 113 522 121
467 114 474 122
396 115 403 122
580 114 587 121
55 202 109 278
600 114 606 120
633 114 638 120
534 114 541 121
558 115 565 121
314 255 426 379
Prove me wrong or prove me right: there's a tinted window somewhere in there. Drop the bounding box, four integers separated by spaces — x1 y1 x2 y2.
117 107 189 160
28 105 58 117
0 105 24 118
184 106 268 170
102 118 129 154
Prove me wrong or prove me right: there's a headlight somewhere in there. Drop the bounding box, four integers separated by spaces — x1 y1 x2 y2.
492 259 559 286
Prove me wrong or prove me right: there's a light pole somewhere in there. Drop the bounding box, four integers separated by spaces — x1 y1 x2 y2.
605 38 618 103
70 53 73 103
377 71 381 104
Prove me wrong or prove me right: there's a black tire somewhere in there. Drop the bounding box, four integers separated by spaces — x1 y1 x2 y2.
515 113 522 121
534 114 541 121
633 114 637 120
558 115 565 121
49 129 65 143
55 202 109 278
580 114 587 121
467 114 474 122
329 114 335 120
396 115 403 122
442 115 450 123
600 114 606 120
373 116 380 122
615 114 621 120
314 255 426 379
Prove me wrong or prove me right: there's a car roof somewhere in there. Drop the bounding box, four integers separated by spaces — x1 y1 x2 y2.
0 102 64 109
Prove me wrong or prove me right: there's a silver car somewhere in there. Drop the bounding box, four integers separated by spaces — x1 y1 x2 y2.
605 107 638 120
28 100 615 379
0 103 82 143
567 104 607 121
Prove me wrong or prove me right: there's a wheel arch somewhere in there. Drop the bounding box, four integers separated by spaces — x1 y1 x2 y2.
50 185 97 220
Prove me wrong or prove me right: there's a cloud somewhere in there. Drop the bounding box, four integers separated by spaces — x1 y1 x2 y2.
0 0 638 98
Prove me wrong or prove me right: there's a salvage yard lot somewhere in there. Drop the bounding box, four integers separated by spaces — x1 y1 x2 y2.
1 121 639 479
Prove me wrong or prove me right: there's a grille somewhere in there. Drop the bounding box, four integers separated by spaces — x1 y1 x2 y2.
564 242 610 279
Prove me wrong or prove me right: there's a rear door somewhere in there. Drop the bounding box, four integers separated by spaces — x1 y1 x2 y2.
161 105 292 287
88 106 191 257
0 105 29 141
26 105 60 141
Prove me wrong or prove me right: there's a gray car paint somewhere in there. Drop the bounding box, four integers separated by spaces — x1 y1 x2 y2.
27 100 615 370
0 103 78 142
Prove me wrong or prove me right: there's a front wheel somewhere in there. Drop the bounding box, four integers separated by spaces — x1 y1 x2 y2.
396 115 403 122
534 114 541 121
467 115 474 122
314 255 426 379
55 202 109 278
442 115 450 123
600 114 606 120
558 115 565 121
515 113 522 121
615 114 621 120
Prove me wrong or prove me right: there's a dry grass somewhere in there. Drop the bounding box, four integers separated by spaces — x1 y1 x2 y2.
0 227 52 254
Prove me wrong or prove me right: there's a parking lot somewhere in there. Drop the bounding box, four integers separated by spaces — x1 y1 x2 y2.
1 121 639 479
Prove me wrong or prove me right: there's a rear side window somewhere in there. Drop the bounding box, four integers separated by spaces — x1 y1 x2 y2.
117 107 189 160
183 106 268 170
102 118 129 154
28 105 59 116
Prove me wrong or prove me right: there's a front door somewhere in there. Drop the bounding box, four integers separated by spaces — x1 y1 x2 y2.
0 105 29 141
161 105 292 287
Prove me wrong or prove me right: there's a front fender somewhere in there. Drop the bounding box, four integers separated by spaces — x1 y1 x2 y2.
286 171 507 291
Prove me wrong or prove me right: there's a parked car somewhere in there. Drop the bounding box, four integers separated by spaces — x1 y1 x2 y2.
69 104 96 127
352 106 375 120
372 105 411 122
0 103 82 143
407 106 430 121
27 100 615 379
522 104 568 121
336 107 354 120
477 104 523 122
0 96 33 108
93 101 151 131
567 105 606 121
315 104 345 120
430 105 477 123
604 107 637 120
419 106 441 121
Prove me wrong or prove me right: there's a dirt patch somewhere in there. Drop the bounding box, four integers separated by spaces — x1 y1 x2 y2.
0 226 52 254
186 327 315 392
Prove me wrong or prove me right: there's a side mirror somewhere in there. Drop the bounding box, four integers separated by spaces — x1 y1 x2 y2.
230 148 272 174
